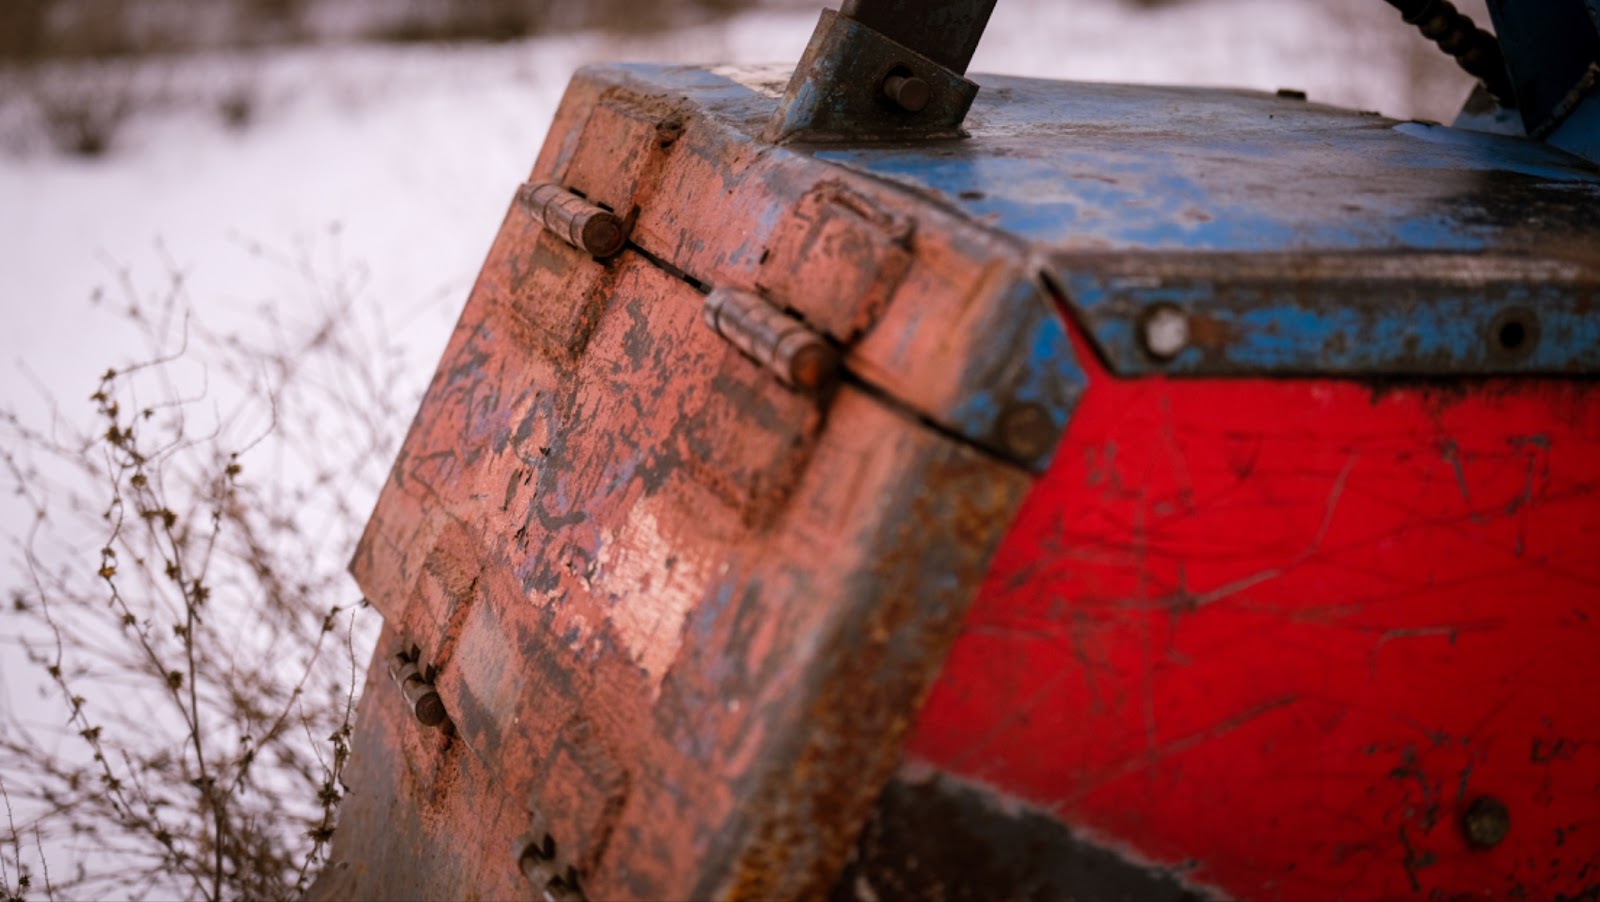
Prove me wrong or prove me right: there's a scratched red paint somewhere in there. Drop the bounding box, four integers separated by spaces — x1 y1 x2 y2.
908 320 1600 900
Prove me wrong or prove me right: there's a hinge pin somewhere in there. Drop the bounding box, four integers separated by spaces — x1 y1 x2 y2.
517 182 627 258
703 287 840 391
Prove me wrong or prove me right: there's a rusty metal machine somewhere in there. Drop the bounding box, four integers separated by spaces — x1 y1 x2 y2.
310 1 1600 898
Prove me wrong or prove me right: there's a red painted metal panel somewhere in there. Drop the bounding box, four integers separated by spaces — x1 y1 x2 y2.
908 318 1600 899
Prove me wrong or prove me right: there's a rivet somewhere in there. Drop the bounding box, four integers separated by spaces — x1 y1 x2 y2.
1140 304 1190 361
998 402 1055 463
883 73 930 113
1461 795 1510 849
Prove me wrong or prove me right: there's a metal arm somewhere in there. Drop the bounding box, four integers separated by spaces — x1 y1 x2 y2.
764 0 1000 143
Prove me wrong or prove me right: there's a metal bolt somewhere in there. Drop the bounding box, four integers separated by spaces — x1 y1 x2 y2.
1140 304 1190 361
997 402 1056 463
786 341 840 391
1461 796 1510 849
883 73 930 113
402 676 447 727
578 216 624 258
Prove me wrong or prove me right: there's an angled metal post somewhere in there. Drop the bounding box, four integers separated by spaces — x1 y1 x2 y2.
764 1 1000 143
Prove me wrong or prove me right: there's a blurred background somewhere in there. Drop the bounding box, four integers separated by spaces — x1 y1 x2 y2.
0 2 1499 897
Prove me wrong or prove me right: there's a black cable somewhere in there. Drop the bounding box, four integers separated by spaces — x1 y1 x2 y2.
1384 0 1517 107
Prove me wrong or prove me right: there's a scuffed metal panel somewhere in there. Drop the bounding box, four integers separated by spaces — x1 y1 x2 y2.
1052 251 1600 376
805 78 1600 378
330 58 1600 901
307 623 536 902
556 65 1083 469
326 62 1050 897
813 81 1600 257
908 318 1600 901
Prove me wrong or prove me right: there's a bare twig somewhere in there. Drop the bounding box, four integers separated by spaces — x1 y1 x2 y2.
0 245 398 900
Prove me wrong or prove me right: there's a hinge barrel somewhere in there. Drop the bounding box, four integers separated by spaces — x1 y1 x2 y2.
703 287 840 391
517 182 627 258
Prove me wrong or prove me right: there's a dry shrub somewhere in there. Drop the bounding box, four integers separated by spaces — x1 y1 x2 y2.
0 237 408 900
22 61 141 157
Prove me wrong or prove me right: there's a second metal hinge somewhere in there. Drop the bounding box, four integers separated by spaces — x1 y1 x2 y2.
702 287 841 392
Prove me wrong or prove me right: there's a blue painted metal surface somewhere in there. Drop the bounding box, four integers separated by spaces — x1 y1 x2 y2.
942 278 1083 467
605 66 1600 379
808 83 1600 254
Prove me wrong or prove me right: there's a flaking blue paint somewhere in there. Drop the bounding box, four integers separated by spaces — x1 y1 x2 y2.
1060 269 1600 376
589 64 1600 400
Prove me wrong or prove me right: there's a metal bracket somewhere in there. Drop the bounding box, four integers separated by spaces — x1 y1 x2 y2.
764 7 985 144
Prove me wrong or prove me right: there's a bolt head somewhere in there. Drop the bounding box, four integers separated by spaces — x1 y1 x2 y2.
411 687 447 728
1140 304 1190 361
1461 796 1510 849
884 74 931 113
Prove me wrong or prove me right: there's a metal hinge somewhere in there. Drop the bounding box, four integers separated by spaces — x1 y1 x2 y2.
518 182 628 258
387 649 447 729
702 287 841 392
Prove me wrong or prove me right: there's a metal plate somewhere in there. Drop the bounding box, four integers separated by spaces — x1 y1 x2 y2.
809 78 1600 377
321 64 1055 899
907 319 1600 900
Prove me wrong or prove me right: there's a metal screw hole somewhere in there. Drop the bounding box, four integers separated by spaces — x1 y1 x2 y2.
1487 306 1539 363
1496 319 1526 351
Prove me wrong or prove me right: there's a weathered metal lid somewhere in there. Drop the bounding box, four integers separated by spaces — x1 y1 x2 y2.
655 65 1600 378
